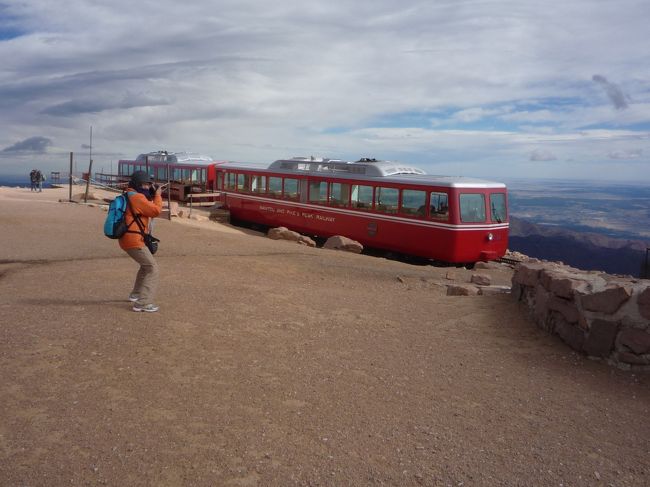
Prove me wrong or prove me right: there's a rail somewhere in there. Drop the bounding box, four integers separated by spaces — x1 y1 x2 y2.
187 192 222 217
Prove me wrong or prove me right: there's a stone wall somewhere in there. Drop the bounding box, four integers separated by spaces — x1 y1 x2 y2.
512 261 650 370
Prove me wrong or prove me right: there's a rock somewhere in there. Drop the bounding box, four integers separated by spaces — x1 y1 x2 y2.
583 319 619 357
323 235 363 254
297 235 316 247
512 262 546 287
580 285 633 314
548 277 585 299
177 209 187 218
533 284 551 321
617 351 650 365
167 201 179 217
617 328 650 354
547 295 580 323
470 273 491 286
475 261 499 270
267 227 300 242
637 287 650 320
552 316 585 352
477 285 511 295
445 271 456 280
189 214 209 222
446 285 480 296
71 192 100 202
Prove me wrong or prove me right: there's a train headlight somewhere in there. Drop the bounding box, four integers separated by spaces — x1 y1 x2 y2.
487 232 494 241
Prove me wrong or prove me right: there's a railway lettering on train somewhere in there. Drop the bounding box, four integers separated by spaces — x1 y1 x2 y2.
118 153 509 264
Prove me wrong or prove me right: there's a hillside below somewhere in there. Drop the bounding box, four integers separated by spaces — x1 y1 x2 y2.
509 216 649 277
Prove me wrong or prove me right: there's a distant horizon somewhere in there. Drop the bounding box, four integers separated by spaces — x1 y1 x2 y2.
1 170 648 186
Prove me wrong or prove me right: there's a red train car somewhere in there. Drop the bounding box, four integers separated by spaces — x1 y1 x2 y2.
215 157 508 263
118 151 225 200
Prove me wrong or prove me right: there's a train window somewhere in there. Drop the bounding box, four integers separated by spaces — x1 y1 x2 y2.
269 177 282 197
460 194 486 222
400 189 427 217
330 182 350 207
251 175 267 193
490 193 507 223
351 184 373 210
226 172 237 190
237 174 251 191
375 187 399 214
155 166 166 181
308 180 328 204
429 192 449 220
216 172 224 190
283 178 299 200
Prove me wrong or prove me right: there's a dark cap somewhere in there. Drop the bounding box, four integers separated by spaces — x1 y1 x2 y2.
129 170 153 188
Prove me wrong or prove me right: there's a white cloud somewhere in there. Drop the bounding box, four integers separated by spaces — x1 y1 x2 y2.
608 149 643 159
0 0 648 182
530 149 557 161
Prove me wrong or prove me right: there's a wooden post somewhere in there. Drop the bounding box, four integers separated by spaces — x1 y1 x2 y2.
83 158 93 203
167 162 171 220
68 152 73 202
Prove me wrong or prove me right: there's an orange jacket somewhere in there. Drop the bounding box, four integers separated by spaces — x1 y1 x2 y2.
119 188 163 250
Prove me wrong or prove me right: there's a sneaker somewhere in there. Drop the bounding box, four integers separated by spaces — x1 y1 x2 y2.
132 303 159 313
128 293 139 302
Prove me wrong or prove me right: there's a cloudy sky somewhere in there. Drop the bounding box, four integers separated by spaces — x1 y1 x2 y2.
1 0 649 181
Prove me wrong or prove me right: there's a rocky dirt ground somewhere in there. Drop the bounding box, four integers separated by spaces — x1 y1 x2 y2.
0 187 648 486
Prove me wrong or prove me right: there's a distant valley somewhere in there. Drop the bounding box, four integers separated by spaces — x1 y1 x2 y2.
506 179 650 277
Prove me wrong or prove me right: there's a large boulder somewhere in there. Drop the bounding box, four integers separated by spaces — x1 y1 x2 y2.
323 235 363 253
267 227 301 242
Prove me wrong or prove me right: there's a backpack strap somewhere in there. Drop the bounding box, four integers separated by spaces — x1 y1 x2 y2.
124 191 145 236
124 191 152 238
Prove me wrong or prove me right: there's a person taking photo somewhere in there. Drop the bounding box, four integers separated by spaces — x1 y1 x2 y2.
120 170 163 312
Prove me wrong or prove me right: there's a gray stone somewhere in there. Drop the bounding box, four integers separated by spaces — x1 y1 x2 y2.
637 287 650 320
533 284 551 321
553 315 585 352
477 285 511 295
549 277 585 299
470 273 491 286
618 328 650 354
581 285 633 314
548 295 580 323
512 262 546 287
617 352 650 365
583 319 619 357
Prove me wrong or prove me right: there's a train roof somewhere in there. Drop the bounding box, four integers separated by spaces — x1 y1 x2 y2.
220 157 506 189
134 151 215 165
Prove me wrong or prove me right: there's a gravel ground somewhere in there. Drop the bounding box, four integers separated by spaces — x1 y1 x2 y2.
0 186 648 487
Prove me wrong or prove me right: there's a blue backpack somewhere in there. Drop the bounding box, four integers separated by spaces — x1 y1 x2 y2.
104 191 135 239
